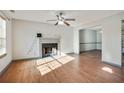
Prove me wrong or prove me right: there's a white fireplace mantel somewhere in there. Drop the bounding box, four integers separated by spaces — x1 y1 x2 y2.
39 37 61 57
40 38 60 43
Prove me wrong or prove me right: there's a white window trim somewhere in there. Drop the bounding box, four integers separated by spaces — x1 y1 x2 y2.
0 15 7 58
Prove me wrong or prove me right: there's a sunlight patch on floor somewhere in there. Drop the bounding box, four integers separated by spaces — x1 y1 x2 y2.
47 60 62 70
36 54 74 76
102 67 113 74
56 56 74 64
37 57 54 65
37 64 51 75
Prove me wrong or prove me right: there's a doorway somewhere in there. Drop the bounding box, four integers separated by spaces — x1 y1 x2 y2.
121 20 124 66
79 25 102 58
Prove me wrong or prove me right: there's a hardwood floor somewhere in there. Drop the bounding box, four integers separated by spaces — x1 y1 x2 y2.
0 50 124 83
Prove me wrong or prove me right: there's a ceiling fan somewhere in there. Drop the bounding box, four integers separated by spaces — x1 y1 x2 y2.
47 12 75 26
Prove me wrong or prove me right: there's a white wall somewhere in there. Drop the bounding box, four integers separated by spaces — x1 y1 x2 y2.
0 12 12 72
96 31 102 50
102 15 122 66
73 28 79 54
74 12 124 67
12 19 74 60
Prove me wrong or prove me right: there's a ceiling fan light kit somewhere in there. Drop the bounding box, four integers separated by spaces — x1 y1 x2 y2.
47 12 75 26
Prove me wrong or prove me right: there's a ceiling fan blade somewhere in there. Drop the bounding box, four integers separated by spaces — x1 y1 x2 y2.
10 10 15 13
64 21 70 26
56 15 60 20
47 19 57 22
54 21 58 25
65 18 75 21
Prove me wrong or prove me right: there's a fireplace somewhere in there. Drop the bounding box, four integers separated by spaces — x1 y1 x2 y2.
42 43 58 58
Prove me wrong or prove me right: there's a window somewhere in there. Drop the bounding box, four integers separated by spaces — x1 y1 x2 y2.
0 16 6 57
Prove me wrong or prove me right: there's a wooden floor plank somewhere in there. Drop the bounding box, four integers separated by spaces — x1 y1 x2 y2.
0 50 124 83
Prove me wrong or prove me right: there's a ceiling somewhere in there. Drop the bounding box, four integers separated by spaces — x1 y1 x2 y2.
84 25 102 31
4 10 124 27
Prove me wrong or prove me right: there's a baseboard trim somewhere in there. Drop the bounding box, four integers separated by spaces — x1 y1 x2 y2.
0 61 12 77
13 57 42 62
80 49 101 53
66 52 75 55
102 61 121 68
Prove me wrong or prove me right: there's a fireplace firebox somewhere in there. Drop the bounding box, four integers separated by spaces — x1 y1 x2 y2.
42 43 58 58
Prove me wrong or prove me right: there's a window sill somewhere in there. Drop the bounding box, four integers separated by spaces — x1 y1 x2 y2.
0 53 7 59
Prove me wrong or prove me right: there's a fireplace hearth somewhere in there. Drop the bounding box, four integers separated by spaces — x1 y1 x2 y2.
42 43 58 58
